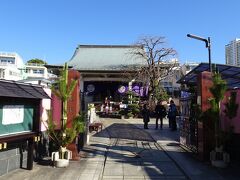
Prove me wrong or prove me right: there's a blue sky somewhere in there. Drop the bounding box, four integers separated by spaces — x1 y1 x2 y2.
1 0 240 65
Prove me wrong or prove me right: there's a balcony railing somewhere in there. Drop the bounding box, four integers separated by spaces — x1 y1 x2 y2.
0 62 16 66
25 63 46 67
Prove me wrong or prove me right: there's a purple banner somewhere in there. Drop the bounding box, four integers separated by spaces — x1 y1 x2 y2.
118 85 147 97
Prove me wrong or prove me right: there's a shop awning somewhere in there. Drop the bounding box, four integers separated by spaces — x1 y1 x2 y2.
177 63 240 88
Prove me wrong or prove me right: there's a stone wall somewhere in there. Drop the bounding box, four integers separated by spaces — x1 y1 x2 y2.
0 142 28 176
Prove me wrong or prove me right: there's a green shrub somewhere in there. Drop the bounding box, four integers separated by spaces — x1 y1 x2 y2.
118 109 125 115
46 113 86 148
127 112 133 118
127 103 140 117
128 104 139 109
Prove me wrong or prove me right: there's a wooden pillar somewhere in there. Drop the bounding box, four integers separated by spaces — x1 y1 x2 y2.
67 70 81 160
67 70 80 128
27 138 34 170
198 71 212 112
197 71 215 161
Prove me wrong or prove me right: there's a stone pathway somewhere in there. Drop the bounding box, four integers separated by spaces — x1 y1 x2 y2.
0 125 109 180
101 138 187 180
96 118 188 179
1 117 239 180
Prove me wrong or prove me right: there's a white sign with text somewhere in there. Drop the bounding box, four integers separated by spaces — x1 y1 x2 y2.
2 105 24 125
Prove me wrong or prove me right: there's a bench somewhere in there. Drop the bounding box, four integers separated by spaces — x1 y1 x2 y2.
89 122 103 133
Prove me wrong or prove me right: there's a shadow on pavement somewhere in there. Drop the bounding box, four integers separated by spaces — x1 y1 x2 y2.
89 121 188 179
37 158 52 166
89 119 240 179
93 123 155 142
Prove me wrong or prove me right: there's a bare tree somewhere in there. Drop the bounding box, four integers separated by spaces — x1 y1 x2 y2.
130 36 178 102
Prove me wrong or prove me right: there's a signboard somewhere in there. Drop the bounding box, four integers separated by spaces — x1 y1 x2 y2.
0 104 34 136
2 105 24 125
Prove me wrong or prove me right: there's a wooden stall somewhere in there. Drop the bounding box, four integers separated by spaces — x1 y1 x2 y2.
0 80 50 176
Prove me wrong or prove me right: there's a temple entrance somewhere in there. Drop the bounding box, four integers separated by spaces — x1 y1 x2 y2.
84 81 128 103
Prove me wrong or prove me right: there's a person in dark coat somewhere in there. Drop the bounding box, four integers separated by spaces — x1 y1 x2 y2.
155 101 167 129
168 100 177 131
142 104 150 129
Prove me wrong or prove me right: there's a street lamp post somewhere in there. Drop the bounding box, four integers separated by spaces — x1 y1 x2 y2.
187 34 212 72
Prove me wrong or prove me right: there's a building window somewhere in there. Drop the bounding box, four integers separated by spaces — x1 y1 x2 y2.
33 69 44 74
0 57 15 64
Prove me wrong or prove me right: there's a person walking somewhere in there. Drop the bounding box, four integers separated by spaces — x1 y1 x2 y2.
142 104 150 129
168 100 178 131
155 101 167 129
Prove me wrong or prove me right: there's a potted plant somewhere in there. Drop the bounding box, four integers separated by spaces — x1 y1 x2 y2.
208 72 230 168
48 113 85 167
47 63 83 167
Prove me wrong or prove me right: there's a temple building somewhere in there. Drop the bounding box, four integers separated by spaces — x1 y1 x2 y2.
68 45 146 110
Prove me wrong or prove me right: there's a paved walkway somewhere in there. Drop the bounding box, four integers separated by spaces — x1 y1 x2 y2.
124 118 240 180
0 117 239 180
0 121 109 180
97 118 187 179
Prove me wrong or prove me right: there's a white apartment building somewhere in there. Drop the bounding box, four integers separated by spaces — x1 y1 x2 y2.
158 59 181 98
24 63 48 79
160 66 181 97
0 51 55 83
159 61 199 98
19 63 55 87
225 39 240 66
0 52 24 80
181 62 199 75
